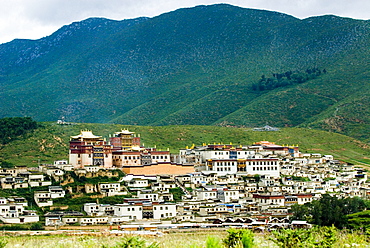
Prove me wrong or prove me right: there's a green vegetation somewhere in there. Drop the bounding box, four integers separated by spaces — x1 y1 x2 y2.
62 171 124 187
0 117 38 145
2 227 370 247
0 4 369 142
205 236 222 248
111 236 159 248
270 228 313 248
0 222 44 231
324 177 336 181
347 210 370 230
290 194 370 228
0 117 38 167
270 226 338 248
0 237 6 248
223 228 255 248
169 187 185 202
52 195 130 211
0 186 49 211
291 176 310 182
252 68 325 91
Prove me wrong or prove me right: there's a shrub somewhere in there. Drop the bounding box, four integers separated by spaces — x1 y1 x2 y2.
240 230 254 248
0 237 7 248
206 235 222 248
313 225 337 248
30 222 44 230
270 228 313 248
223 228 254 248
113 236 159 248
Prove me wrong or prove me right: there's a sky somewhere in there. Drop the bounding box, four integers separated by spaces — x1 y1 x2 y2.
0 0 369 45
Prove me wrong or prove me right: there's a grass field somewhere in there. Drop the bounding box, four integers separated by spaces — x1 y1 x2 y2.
1 228 369 248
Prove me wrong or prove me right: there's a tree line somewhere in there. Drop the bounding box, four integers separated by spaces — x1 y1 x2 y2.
0 117 38 145
252 68 326 91
290 194 370 229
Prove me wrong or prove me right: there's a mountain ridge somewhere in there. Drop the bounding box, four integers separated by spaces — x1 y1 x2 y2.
0 4 369 142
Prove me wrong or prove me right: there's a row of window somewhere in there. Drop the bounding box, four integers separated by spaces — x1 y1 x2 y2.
248 161 278 166
252 166 278 171
212 161 278 166
116 206 172 211
161 212 173 217
117 207 142 212
216 167 233 171
214 162 236 166
213 151 254 155
112 155 168 160
203 192 217 197
144 195 158 199
154 206 170 210
214 152 228 155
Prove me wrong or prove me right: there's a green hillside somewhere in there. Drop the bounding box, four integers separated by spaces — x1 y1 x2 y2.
0 122 369 167
0 4 369 142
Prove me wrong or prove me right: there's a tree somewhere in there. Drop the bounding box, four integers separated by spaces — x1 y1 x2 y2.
0 117 38 145
290 194 369 228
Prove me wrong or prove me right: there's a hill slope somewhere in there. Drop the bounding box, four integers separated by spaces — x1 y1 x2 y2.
0 123 369 167
0 4 369 141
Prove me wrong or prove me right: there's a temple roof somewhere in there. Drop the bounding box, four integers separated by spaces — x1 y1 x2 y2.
71 130 102 140
114 129 135 135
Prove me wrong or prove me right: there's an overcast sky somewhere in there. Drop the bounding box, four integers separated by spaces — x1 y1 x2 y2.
1 0 369 45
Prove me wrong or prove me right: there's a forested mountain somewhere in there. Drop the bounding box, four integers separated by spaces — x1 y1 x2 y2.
0 4 369 141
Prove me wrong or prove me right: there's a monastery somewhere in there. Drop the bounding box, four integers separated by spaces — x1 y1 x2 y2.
69 129 194 175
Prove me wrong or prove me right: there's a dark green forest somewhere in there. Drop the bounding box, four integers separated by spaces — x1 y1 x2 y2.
252 68 326 91
0 117 38 144
291 194 370 229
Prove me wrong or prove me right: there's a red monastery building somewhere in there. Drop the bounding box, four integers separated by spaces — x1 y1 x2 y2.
69 129 195 175
69 130 113 168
